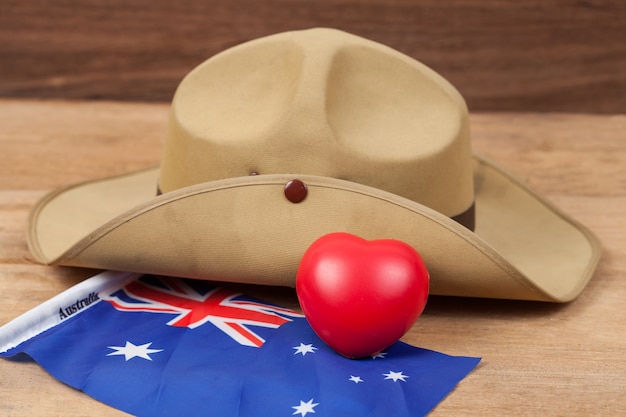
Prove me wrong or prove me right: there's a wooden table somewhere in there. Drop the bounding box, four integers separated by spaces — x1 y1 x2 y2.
0 99 624 416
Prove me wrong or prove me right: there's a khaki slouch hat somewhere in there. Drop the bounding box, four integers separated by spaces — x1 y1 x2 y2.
27 28 601 302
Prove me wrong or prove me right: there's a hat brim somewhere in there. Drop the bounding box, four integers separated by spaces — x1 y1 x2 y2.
27 154 601 302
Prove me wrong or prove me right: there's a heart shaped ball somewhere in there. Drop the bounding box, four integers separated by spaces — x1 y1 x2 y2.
296 232 429 358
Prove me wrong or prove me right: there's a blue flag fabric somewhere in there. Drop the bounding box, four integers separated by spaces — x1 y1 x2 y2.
0 271 480 417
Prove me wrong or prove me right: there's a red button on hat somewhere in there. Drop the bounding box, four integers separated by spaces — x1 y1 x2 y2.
284 179 308 203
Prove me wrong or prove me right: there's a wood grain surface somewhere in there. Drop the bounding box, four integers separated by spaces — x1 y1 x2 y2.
1 1 625 113
0 99 624 415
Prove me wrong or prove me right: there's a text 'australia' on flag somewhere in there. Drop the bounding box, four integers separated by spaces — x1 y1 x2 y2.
0 272 481 417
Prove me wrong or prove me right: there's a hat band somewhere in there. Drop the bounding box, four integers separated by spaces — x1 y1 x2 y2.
453 202 475 231
156 185 475 231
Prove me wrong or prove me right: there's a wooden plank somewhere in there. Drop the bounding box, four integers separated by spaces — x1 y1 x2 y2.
0 99 624 415
1 1 625 113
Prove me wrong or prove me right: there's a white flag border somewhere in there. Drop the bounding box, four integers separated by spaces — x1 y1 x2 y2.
0 271 140 354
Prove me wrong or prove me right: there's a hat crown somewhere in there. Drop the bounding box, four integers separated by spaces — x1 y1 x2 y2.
159 28 474 218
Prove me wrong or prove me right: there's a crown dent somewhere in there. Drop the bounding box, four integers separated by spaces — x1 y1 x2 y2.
262 30 340 176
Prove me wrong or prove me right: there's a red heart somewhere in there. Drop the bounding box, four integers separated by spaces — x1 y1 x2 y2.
296 232 429 358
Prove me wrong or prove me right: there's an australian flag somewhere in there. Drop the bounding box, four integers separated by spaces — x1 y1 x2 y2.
0 271 480 416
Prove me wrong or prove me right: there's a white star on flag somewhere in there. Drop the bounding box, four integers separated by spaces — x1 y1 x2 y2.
107 341 163 361
383 370 409 382
371 351 387 359
349 375 364 383
292 398 319 416
293 343 317 356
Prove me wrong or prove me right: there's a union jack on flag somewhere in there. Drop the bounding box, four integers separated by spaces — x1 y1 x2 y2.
105 276 303 347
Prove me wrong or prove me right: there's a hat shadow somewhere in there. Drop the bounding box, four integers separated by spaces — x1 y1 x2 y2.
218 280 567 319
423 294 566 318
54 269 568 319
